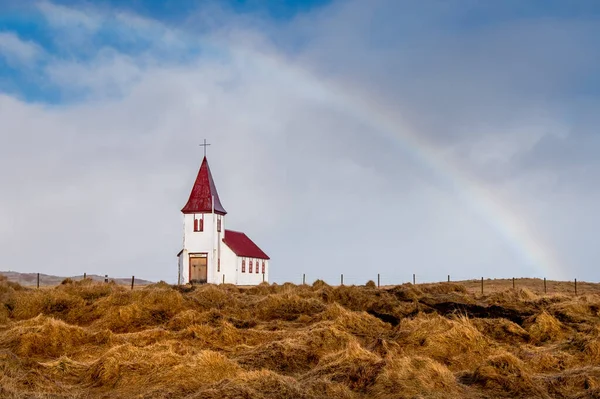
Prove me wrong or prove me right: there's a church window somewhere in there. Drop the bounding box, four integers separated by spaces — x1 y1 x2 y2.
217 217 222 232
242 259 246 273
255 259 259 273
249 259 253 273
262 260 265 274
193 216 204 232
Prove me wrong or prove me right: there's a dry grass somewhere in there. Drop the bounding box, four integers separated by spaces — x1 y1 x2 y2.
1 275 600 398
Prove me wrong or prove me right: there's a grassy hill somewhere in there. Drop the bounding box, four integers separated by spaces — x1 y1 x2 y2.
0 271 153 287
0 276 599 398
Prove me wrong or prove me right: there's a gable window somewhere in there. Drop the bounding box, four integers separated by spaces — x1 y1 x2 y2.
262 260 265 274
241 258 246 273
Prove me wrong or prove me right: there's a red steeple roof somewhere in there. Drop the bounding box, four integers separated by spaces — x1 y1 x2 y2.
223 230 270 259
181 157 227 215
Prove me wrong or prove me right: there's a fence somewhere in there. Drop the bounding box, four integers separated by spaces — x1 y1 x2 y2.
22 272 590 296
297 273 587 295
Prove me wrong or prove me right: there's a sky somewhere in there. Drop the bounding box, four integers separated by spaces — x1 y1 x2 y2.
1 0 600 285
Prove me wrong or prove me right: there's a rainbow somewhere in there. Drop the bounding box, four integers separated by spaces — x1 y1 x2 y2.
236 48 564 280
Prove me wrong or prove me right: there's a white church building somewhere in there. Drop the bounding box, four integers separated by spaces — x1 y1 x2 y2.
177 155 270 285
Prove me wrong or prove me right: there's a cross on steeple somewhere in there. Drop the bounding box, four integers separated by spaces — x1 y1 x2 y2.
199 139 211 157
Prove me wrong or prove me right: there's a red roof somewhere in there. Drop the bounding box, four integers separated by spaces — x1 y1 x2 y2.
181 157 227 215
223 230 270 260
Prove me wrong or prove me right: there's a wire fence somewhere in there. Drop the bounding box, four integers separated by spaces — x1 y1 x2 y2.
18 271 593 296
293 273 590 295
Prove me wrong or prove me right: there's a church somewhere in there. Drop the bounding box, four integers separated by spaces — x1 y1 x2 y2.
177 153 270 285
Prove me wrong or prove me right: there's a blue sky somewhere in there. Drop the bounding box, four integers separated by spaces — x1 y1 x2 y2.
1 1 600 283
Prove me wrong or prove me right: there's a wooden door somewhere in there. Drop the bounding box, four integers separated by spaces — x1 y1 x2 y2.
189 254 207 283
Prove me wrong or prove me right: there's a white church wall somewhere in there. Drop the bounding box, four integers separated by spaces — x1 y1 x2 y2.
179 209 270 286
218 244 238 284
236 257 269 285
181 213 226 284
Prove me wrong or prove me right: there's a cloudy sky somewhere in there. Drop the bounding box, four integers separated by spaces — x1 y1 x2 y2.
1 0 599 284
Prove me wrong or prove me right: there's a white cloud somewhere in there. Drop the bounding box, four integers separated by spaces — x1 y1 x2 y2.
1 0 600 283
0 32 43 66
37 0 101 32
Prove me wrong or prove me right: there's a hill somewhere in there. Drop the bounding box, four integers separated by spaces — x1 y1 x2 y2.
0 271 153 286
1 276 599 398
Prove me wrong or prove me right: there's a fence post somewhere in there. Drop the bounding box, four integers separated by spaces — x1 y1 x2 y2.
223 274 225 284
377 273 380 288
544 277 547 294
341 274 344 286
263 273 265 283
303 273 306 285
448 275 450 282
37 273 40 289
481 277 484 295
512 277 515 289
105 275 108 283
413 274 416 285
83 272 86 279
131 276 135 290
575 278 578 295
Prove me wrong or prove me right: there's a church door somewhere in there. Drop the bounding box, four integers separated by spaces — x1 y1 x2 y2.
189 254 208 284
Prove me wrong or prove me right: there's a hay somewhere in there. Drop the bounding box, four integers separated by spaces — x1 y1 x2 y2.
234 323 354 375
189 284 239 310
257 293 325 321
525 311 566 344
319 303 390 339
188 369 310 399
541 366 600 398
302 341 384 392
87 343 241 394
485 288 539 304
472 318 530 344
460 352 548 397
1 279 600 397
370 355 462 399
395 313 491 369
0 316 109 359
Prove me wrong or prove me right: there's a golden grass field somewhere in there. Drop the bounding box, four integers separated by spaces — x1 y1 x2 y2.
1 275 599 398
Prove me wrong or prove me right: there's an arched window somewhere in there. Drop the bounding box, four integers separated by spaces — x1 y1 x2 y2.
249 259 253 274
241 258 246 273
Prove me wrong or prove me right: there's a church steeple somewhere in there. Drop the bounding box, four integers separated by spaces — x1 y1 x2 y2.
181 156 227 215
